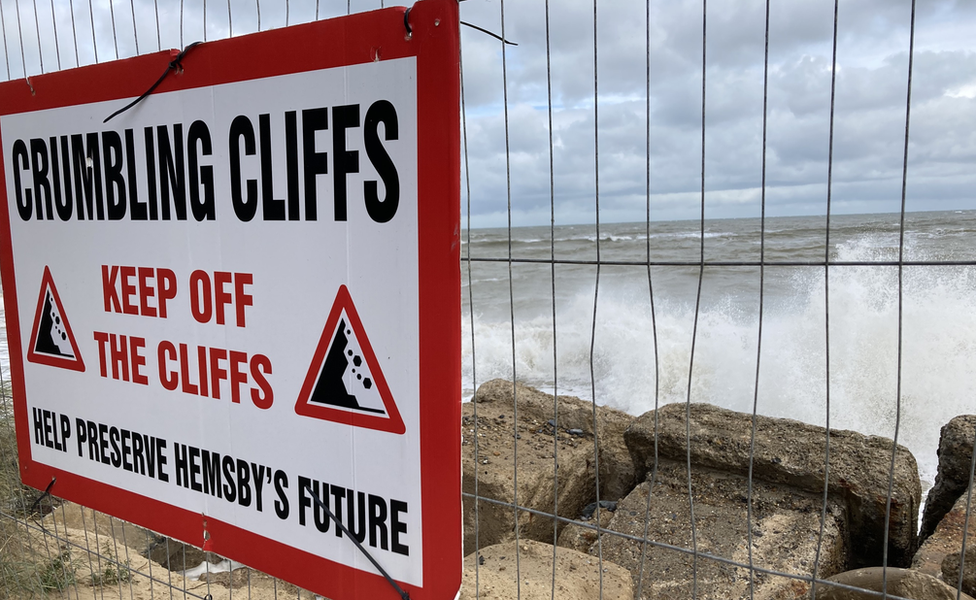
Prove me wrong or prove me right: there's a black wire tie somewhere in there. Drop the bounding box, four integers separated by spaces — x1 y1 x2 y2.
304 483 410 600
461 21 517 46
404 7 413 36
28 477 56 516
104 42 203 124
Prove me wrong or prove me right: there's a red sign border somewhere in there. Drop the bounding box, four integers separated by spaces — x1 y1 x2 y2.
0 2 461 599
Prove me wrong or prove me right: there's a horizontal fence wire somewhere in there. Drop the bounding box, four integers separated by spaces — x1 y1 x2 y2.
2 0 976 600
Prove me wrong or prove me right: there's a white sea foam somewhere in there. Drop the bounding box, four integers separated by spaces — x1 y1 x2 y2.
462 233 976 487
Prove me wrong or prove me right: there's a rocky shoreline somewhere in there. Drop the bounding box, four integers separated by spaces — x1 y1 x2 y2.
462 379 976 600
28 379 976 599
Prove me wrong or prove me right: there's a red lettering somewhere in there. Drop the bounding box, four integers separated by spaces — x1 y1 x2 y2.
214 271 233 325
179 343 199 395
229 350 248 403
154 342 272 408
198 345 209 397
157 341 178 390
190 270 212 323
250 354 274 409
101 266 121 313
102 265 175 318
93 331 110 377
158 268 176 318
235 273 253 327
137 267 157 317
131 336 148 385
120 266 138 315
209 347 228 399
110 333 129 380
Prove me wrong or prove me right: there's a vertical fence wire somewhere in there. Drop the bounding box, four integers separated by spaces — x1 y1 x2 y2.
0 2 973 600
744 0 771 597
87 0 97 62
811 1 841 596
587 0 605 596
497 0 525 594
882 2 918 598
30 0 41 72
15 0 27 77
69 0 79 66
684 0 708 596
1 0 10 79
634 0 664 592
108 0 118 58
543 0 561 598
459 29 482 599
48 0 60 70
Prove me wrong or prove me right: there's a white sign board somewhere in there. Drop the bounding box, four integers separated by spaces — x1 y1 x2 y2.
0 3 461 598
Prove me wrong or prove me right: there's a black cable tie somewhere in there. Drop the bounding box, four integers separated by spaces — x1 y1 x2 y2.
103 41 203 124
461 21 517 46
28 477 56 516
304 484 410 600
404 6 413 36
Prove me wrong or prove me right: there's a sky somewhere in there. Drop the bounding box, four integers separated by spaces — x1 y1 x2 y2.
1 0 975 228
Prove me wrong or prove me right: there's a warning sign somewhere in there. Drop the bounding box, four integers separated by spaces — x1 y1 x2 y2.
27 267 85 372
0 2 460 599
296 286 405 434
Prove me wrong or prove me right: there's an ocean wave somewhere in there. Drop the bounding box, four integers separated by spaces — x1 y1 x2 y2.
462 241 976 487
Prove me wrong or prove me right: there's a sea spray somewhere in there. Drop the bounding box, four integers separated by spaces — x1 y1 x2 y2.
462 215 976 488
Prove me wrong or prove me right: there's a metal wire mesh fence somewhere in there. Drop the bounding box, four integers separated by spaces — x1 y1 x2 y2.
2 0 976 599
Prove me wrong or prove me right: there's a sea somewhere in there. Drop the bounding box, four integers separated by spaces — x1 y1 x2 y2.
461 210 976 490
0 210 971 491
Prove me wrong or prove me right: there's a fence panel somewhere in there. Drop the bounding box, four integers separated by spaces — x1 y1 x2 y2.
3 0 976 599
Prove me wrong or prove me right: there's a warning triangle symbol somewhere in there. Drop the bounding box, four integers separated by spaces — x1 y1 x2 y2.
295 285 405 434
27 266 86 372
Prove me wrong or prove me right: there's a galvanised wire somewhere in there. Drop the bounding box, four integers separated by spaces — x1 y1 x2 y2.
1 0 10 85
880 2 918 598
48 0 60 70
633 0 663 594
587 0 605 596
70 0 79 65
458 24 482 600
497 0 525 594
744 0 772 597
543 0 561 597
684 0 708 596
30 0 42 72
0 2 969 600
15 0 27 77
811 0 841 596
108 0 118 59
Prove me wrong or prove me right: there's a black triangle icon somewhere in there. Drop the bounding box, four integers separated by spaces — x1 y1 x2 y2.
309 318 385 414
27 266 85 372
295 286 405 434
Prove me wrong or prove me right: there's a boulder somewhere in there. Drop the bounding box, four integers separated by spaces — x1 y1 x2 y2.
473 379 637 500
815 567 975 600
920 415 976 542
556 503 616 553
460 539 633 600
462 380 637 556
594 459 847 599
913 485 976 577
625 403 921 568
942 546 976 598
143 534 223 571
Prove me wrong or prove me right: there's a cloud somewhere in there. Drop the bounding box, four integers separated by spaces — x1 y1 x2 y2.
2 0 974 227
457 0 976 226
